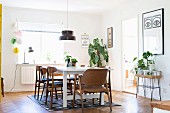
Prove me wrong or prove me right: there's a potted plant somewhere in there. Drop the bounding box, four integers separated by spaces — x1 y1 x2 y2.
88 38 109 67
71 58 78 66
132 51 155 74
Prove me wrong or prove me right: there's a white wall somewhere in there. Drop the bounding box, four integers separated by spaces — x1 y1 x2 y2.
2 7 102 91
102 0 170 100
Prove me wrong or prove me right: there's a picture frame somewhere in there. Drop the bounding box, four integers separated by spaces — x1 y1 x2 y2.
142 8 164 55
107 27 113 48
81 34 89 47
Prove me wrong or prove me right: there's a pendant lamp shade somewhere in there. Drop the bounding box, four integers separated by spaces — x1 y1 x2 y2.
60 30 75 40
59 0 76 40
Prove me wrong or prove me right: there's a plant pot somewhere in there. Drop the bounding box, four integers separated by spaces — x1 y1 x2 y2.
72 62 76 67
149 64 155 72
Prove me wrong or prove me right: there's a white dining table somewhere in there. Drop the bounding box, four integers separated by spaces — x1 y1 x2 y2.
55 66 105 108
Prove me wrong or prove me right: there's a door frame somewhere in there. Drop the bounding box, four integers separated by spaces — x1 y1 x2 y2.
121 17 139 92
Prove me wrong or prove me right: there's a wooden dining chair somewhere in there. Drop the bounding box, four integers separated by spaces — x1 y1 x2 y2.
72 69 112 112
45 66 63 109
106 66 112 104
1 77 4 97
34 65 44 100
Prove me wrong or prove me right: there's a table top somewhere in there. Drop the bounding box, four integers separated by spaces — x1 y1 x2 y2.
55 66 111 72
135 74 162 79
151 100 170 111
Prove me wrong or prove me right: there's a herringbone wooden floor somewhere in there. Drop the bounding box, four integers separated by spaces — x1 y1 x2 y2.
0 91 153 113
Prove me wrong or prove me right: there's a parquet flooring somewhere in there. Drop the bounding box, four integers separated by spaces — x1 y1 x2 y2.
0 91 152 113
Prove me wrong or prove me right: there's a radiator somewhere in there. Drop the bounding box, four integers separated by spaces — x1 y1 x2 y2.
21 67 35 84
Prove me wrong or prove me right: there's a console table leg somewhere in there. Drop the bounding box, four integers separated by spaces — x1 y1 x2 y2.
136 77 139 98
158 79 161 101
151 79 154 101
143 78 146 97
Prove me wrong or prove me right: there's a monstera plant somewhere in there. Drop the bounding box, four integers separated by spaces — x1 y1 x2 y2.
88 38 109 67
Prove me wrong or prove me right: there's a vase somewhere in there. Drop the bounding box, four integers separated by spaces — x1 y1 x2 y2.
66 59 70 67
72 62 76 67
149 64 155 72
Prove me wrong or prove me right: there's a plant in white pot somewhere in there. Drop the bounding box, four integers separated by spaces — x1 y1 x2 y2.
132 51 155 75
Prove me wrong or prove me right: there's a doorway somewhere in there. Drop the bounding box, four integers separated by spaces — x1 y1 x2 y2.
122 17 138 94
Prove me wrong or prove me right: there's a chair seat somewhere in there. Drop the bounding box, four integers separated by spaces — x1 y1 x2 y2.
46 81 63 85
77 86 108 93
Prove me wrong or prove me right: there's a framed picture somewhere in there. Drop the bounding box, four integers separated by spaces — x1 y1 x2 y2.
81 34 89 47
107 27 113 48
143 8 164 55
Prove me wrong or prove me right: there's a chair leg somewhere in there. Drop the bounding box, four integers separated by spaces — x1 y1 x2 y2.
40 83 45 101
55 88 58 99
80 93 84 112
99 92 102 105
107 92 112 112
72 90 76 107
37 82 40 100
50 89 53 109
34 82 37 98
1 81 4 97
109 84 112 104
67 84 72 95
45 89 49 105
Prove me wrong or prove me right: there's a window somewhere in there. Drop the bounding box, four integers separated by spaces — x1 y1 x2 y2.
18 22 64 64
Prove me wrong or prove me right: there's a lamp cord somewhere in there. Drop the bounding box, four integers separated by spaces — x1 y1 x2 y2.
67 0 68 30
9 64 18 92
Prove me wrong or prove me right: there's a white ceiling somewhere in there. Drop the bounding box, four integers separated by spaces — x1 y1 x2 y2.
0 0 137 14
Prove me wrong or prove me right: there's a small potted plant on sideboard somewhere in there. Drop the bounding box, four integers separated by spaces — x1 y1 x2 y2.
71 58 78 67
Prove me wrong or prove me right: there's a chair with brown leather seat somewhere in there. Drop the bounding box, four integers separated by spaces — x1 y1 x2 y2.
34 65 43 100
72 69 112 112
45 66 63 109
106 66 112 104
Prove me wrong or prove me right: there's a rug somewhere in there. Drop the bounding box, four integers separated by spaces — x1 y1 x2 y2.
28 95 121 111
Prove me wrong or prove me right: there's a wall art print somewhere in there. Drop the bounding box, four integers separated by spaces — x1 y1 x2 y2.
143 8 164 55
107 27 113 48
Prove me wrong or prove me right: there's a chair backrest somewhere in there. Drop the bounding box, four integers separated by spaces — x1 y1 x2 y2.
46 66 57 86
81 69 108 86
47 66 57 80
40 67 47 79
36 65 42 81
47 66 57 77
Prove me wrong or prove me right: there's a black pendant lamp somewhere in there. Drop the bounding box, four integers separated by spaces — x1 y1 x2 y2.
60 0 76 40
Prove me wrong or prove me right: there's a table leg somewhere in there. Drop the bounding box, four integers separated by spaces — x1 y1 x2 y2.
136 77 139 98
63 71 68 107
151 79 154 101
100 93 104 105
158 79 161 101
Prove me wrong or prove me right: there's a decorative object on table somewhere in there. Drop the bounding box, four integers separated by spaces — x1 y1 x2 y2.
107 27 113 48
143 8 164 55
64 52 72 67
81 33 89 47
71 58 78 66
59 0 76 40
88 38 109 67
23 47 34 64
132 51 155 74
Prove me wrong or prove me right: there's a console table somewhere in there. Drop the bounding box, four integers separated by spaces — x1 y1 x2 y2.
135 74 162 101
